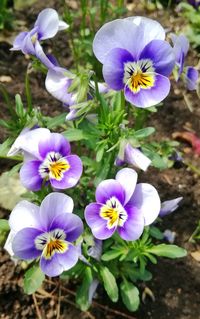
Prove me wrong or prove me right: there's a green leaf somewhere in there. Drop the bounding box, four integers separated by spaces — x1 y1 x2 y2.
23 265 45 295
149 226 164 240
76 267 93 311
46 113 67 129
15 94 25 118
0 137 14 157
62 129 88 141
101 249 123 261
0 219 9 232
134 127 155 139
120 280 140 312
148 244 187 259
100 266 118 302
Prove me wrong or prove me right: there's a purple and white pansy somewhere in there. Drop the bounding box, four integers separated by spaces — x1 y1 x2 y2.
93 16 175 108
4 193 83 277
11 8 68 68
8 128 83 191
170 33 199 90
85 168 161 241
115 143 151 171
159 197 183 217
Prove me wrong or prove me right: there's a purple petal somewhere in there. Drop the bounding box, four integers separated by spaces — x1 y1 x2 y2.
39 192 74 231
93 17 165 63
9 200 41 232
45 68 75 104
40 243 78 277
115 168 138 205
50 154 82 189
20 160 43 191
87 239 102 261
124 73 170 108
34 8 59 40
11 32 28 51
38 133 71 159
66 109 79 121
124 144 151 171
185 66 199 90
159 197 183 217
93 19 138 63
50 213 83 242
118 205 144 240
88 279 99 304
102 48 134 90
95 179 125 204
139 40 175 76
129 183 161 225
21 30 37 55
12 228 42 260
34 41 56 69
84 203 116 239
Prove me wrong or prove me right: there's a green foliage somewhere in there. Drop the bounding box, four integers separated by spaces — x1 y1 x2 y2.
120 280 140 312
76 267 93 311
99 266 119 302
23 265 45 295
0 0 13 30
147 244 187 258
0 219 10 245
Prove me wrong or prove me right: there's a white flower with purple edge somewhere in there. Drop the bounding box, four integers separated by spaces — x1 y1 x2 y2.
11 8 68 69
85 168 161 241
159 197 183 217
4 192 83 277
171 33 199 90
8 128 83 191
115 143 151 171
93 16 175 108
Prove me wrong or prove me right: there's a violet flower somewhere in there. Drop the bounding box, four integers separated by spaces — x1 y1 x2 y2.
11 8 68 68
188 0 200 9
4 193 83 277
85 168 161 241
8 128 83 191
93 17 175 108
45 67 109 120
171 33 199 90
115 143 151 171
159 197 183 217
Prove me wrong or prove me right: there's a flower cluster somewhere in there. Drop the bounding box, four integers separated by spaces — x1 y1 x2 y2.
4 8 186 284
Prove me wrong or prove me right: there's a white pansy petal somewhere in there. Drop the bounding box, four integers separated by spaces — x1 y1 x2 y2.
131 183 161 225
58 20 69 30
35 8 59 40
9 200 40 232
116 168 138 205
8 128 51 158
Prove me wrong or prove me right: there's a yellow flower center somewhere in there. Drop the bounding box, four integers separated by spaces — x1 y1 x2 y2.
49 159 70 180
124 59 155 93
43 239 68 259
100 197 127 229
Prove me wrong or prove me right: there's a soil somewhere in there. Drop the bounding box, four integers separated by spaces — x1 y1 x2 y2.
0 1 200 318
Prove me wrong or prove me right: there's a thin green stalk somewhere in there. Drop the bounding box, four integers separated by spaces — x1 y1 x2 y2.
25 72 32 114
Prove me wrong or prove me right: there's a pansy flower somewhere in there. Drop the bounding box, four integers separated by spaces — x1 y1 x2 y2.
115 143 151 171
85 168 160 240
93 17 175 108
11 8 68 68
4 193 83 277
159 197 183 217
171 33 199 90
8 128 83 191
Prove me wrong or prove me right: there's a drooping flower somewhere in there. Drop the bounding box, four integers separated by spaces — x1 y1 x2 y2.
45 66 109 120
159 197 183 217
4 193 83 277
115 143 151 171
170 33 199 90
93 17 175 108
11 8 68 68
85 168 161 240
8 128 83 191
